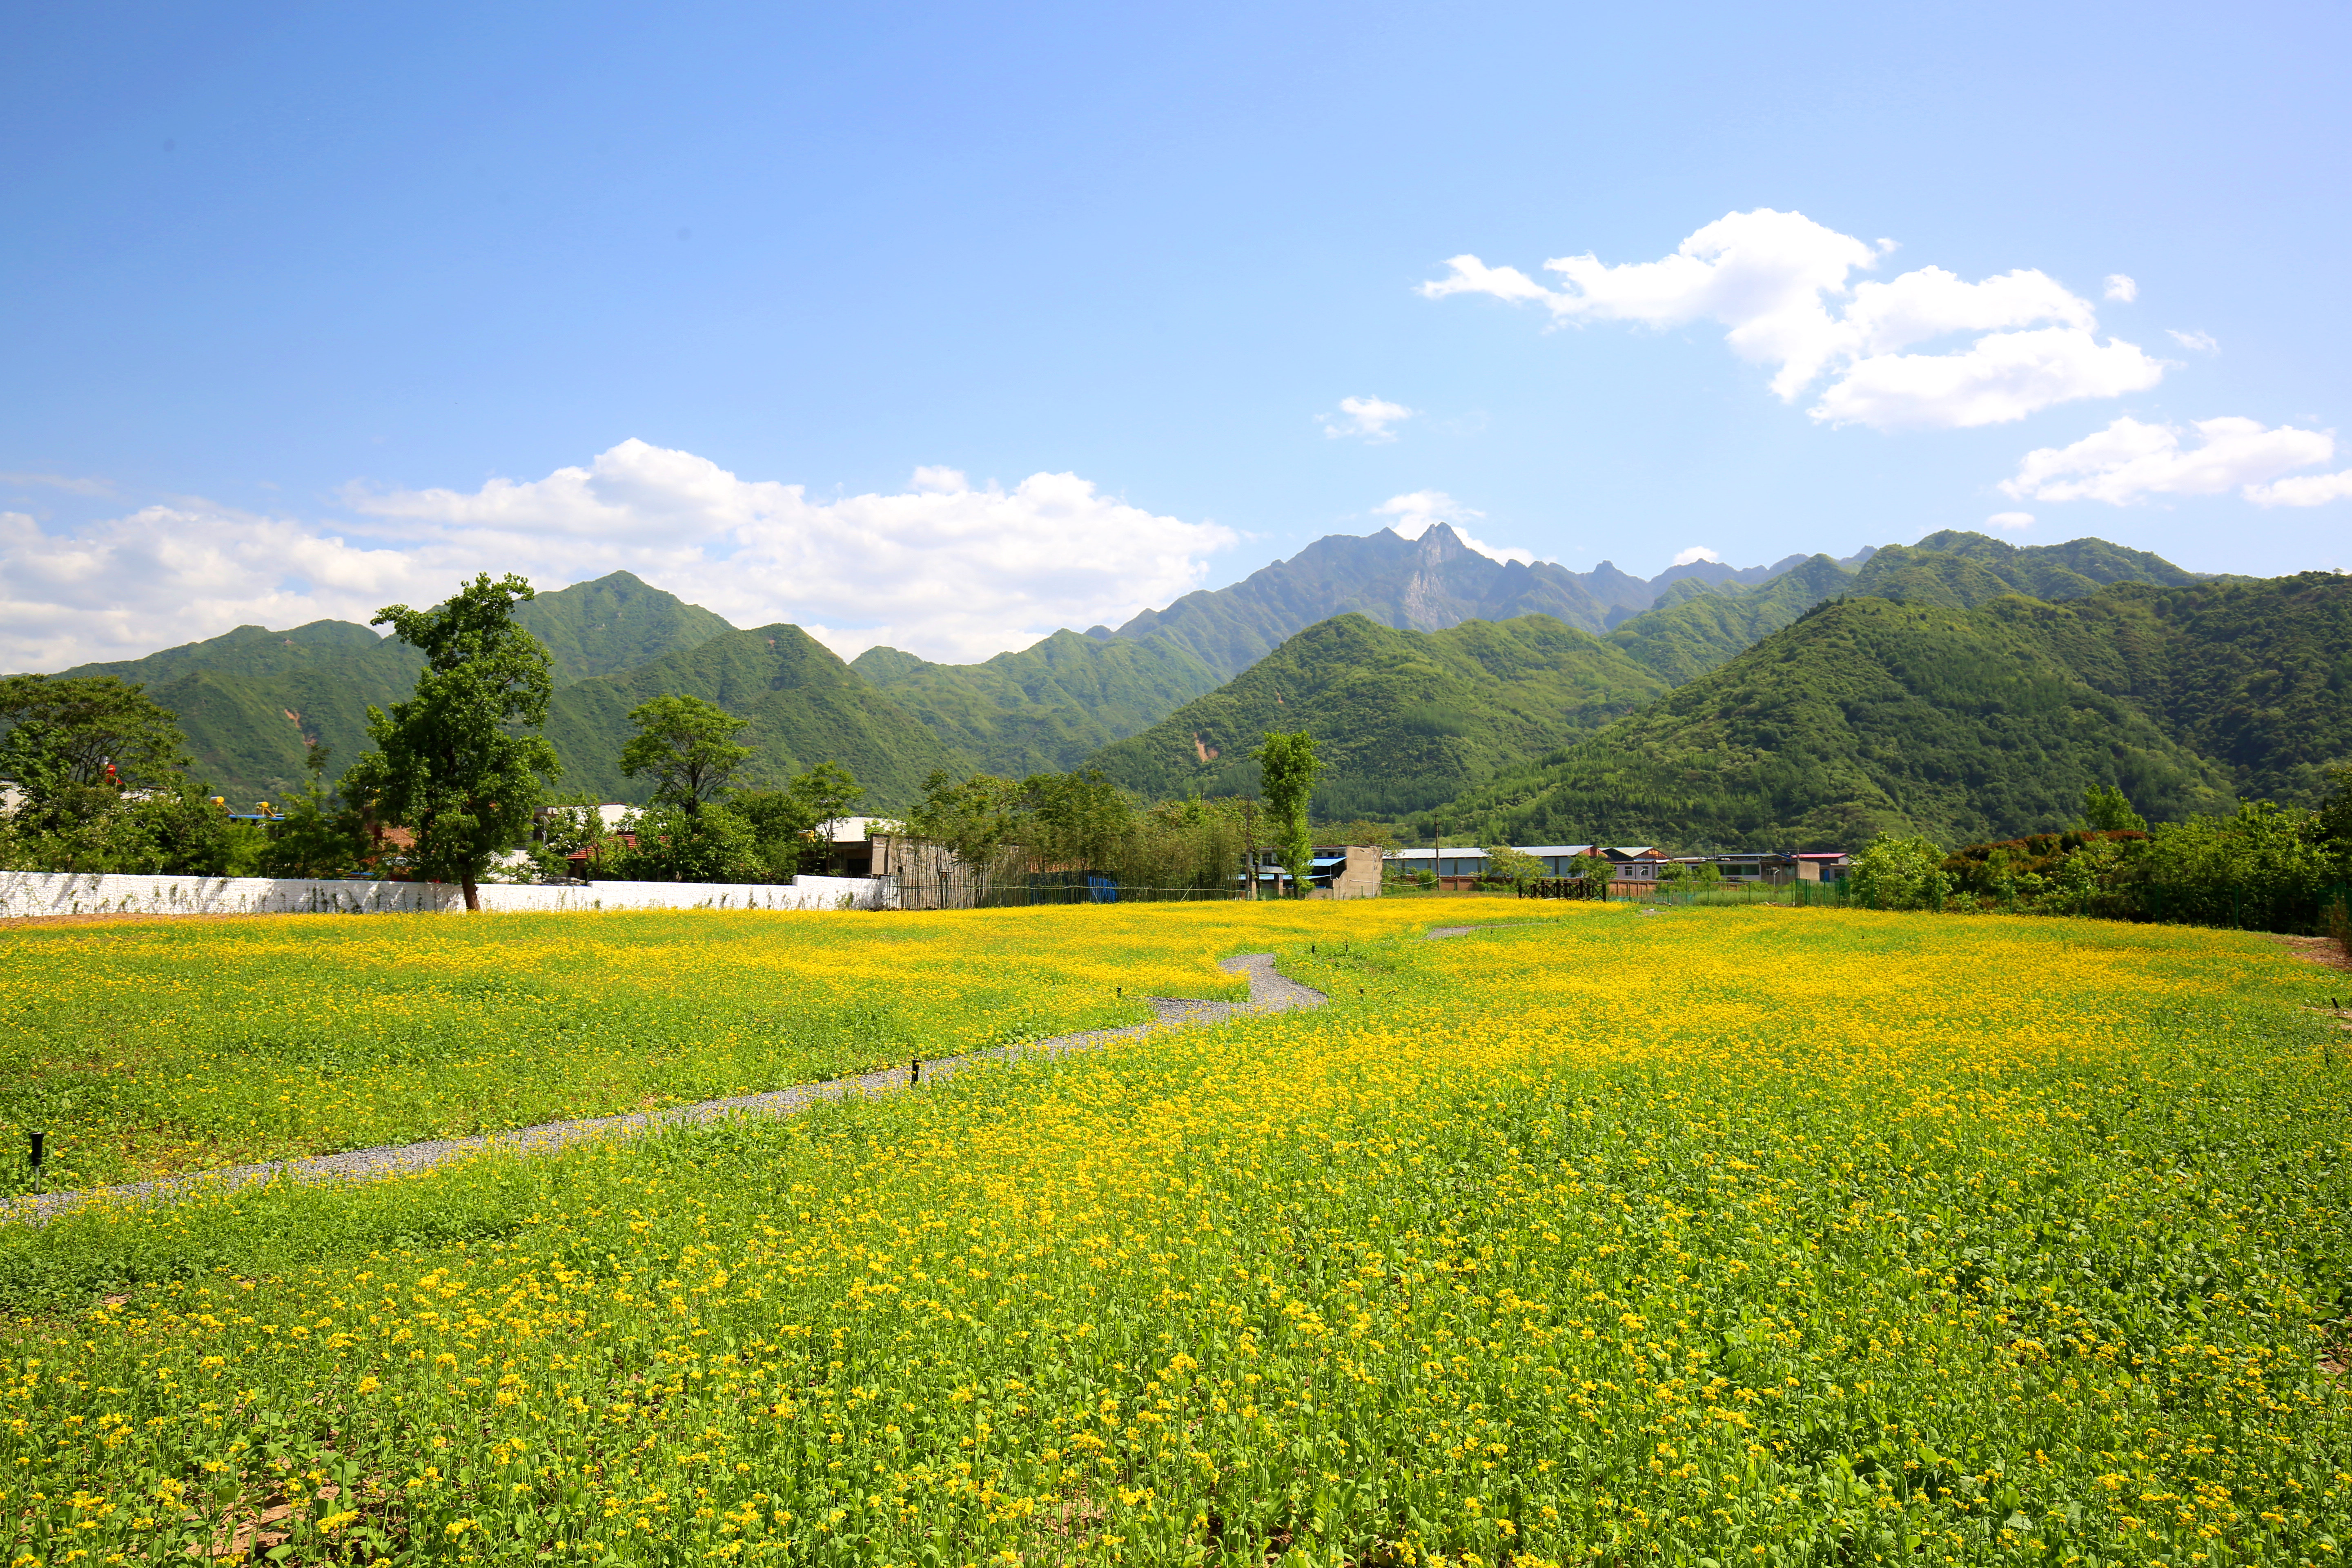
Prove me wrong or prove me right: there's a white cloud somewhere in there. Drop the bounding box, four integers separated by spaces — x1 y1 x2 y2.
1319 394 1416 443
1809 325 2167 430
2246 469 2352 507
2167 329 2220 354
0 504 436 672
2001 415 2340 506
1373 491 1537 566
0 440 1241 669
1985 511 2035 531
1670 546 1722 566
2104 274 2138 303
1421 208 2165 430
0 471 116 497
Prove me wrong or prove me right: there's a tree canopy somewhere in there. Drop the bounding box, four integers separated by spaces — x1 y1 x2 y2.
352 573 562 910
617 693 753 816
1252 730 1323 896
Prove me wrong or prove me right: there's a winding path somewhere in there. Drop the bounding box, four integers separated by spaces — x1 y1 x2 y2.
6 952 1329 1225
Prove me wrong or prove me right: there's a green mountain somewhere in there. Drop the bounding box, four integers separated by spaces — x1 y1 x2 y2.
1108 524 1623 675
544 625 972 811
1854 531 2205 610
849 628 1224 776
1433 594 2239 851
1602 555 1860 684
510 570 736 686
59 624 428 808
1595 534 2201 690
846 525 1813 770
1989 572 2352 805
1085 613 1668 821
51 572 733 805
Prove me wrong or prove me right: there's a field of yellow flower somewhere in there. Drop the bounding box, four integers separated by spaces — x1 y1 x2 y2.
5 901 2351 1566
0 901 1489 1194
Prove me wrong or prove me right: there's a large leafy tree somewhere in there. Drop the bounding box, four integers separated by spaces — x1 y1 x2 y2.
352 573 562 911
617 694 753 817
730 762 868 880
908 770 1022 869
1251 730 1323 897
0 675 251 875
1482 843 1544 887
0 674 190 800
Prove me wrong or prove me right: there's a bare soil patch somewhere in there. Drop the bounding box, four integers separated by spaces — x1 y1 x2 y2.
2268 933 2352 972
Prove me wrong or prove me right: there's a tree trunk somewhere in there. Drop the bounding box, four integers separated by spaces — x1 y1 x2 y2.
461 875 479 912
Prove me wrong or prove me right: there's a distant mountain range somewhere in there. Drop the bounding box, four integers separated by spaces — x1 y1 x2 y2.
30 523 2342 851
1430 567 2351 848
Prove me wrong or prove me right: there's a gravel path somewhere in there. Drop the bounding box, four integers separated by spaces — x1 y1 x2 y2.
4 952 1325 1226
1425 921 1554 940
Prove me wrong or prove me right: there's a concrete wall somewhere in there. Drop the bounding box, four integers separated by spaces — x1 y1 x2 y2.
0 870 893 919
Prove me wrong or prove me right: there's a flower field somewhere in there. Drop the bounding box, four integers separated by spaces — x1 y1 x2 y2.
0 902 1485 1195
5 902 2352 1565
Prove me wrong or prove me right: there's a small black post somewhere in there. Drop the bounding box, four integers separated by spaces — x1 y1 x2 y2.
28 1131 45 1195
910 1058 922 1085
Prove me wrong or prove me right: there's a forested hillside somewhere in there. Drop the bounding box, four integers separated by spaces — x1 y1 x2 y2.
1087 613 1667 820
543 624 972 808
1595 532 2202 688
1853 531 2204 610
28 528 2316 847
53 572 735 804
1602 555 1858 684
850 628 1223 776
1428 595 2238 850
1983 572 2352 804
842 522 1793 772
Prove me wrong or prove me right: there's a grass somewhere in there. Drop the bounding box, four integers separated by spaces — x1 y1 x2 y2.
4 901 2350 1565
0 902 1520 1196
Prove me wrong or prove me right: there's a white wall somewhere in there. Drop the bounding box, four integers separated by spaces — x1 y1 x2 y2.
0 871 894 919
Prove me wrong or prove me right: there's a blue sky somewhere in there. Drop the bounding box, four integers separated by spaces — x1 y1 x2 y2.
4 1 2348 667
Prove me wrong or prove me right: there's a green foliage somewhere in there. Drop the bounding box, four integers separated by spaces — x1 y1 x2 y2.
905 768 1254 899
723 762 870 882
355 573 563 907
1856 530 2200 610
1846 832 1953 911
617 692 754 815
1602 555 1858 684
2080 783 2148 831
2319 764 2352 875
596 801 767 884
2022 571 2352 805
1568 850 1617 893
0 673 192 793
254 744 370 879
1437 595 2237 851
849 630 1225 776
1252 731 1322 894
908 770 1025 871
0 675 267 875
505 569 735 685
1316 817 1400 853
542 624 969 811
2133 800 2341 932
1481 843 1544 884
51 573 728 805
1089 613 1667 821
